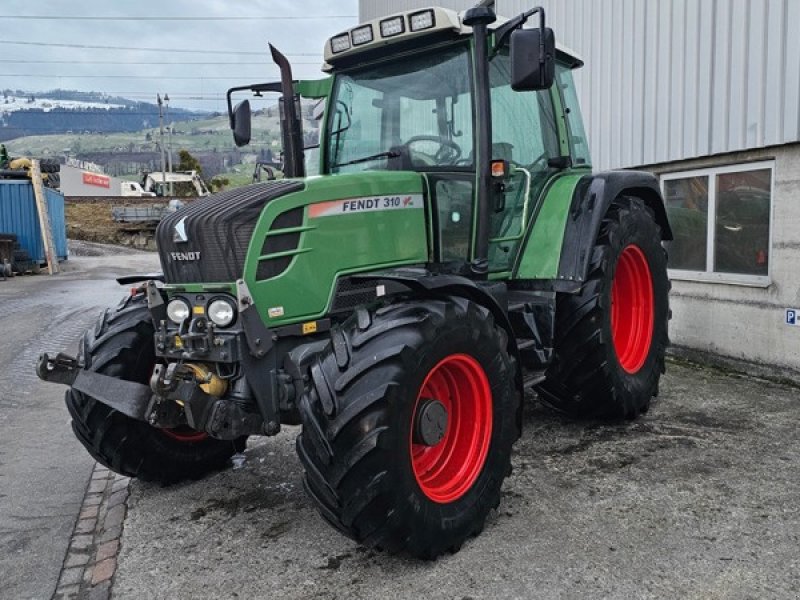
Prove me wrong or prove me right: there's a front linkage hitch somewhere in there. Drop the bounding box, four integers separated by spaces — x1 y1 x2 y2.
37 351 264 440
37 352 155 422
37 279 296 441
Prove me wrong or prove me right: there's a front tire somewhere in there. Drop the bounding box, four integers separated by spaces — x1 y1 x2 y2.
66 293 245 483
297 297 518 558
537 196 670 419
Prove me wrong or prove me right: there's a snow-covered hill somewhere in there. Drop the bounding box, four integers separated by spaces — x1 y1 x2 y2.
1 94 125 115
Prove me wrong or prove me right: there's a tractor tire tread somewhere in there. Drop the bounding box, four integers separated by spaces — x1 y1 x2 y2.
65 293 244 483
537 195 669 419
297 296 518 559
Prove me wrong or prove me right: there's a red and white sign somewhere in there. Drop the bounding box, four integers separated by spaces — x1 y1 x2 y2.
82 171 110 188
309 194 423 218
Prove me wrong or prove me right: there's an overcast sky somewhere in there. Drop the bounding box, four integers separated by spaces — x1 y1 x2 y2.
0 0 359 112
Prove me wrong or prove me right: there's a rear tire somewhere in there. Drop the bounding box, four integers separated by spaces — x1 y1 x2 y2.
39 158 60 173
537 196 669 419
66 293 245 483
297 297 518 559
44 172 60 188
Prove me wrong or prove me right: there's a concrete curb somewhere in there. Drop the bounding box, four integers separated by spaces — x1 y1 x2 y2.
53 463 129 600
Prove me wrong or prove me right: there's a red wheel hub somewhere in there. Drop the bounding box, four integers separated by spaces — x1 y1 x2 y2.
611 244 655 374
411 354 493 504
161 426 208 442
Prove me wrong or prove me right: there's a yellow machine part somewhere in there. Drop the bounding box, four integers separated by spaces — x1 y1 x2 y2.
184 363 228 397
8 157 32 170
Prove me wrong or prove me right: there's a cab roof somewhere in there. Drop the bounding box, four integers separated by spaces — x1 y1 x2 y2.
322 6 583 72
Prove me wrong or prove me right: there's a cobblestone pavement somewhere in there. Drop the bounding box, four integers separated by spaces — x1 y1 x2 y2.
53 466 130 600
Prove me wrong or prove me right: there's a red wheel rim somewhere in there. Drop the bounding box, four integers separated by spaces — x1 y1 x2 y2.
161 426 208 442
411 354 493 504
611 244 655 374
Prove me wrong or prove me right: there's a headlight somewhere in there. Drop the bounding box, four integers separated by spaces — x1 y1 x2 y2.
351 25 374 46
380 16 405 37
208 299 236 327
166 298 191 324
409 9 435 31
330 33 351 54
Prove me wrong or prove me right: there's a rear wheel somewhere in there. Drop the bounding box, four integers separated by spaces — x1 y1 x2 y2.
537 196 669 418
66 293 245 483
39 158 60 173
297 297 518 558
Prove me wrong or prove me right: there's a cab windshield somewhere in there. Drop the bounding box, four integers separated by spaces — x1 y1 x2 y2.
325 45 473 174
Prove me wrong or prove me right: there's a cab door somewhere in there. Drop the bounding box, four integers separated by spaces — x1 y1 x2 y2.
487 49 561 273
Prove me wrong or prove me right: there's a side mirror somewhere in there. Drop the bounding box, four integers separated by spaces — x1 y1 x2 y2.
510 27 555 91
231 100 252 147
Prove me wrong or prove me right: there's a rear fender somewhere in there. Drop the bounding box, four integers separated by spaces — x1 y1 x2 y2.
555 171 672 289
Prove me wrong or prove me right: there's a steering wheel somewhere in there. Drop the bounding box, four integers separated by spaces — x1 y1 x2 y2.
405 135 462 165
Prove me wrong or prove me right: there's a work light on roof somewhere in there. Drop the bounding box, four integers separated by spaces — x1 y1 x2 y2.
330 33 351 54
409 9 435 32
351 25 374 46
380 16 405 37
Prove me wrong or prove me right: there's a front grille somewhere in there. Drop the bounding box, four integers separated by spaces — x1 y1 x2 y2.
256 207 304 281
157 180 303 283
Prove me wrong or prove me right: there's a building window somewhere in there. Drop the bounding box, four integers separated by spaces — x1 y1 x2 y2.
661 161 773 285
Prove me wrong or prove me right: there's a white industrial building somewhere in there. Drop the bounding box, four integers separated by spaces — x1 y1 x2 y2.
58 160 129 197
359 0 800 379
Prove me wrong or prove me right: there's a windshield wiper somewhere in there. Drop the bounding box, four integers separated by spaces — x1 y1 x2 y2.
333 150 400 168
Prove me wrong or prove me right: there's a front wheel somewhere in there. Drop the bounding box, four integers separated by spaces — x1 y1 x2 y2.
297 297 518 558
66 293 245 483
537 196 670 419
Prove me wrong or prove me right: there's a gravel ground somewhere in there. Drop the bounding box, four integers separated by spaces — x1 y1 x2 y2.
114 362 800 600
67 239 150 257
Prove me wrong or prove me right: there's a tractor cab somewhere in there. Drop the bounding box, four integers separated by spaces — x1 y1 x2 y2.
228 6 590 276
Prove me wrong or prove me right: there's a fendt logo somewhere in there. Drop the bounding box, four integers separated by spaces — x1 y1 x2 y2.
170 251 201 261
173 217 189 243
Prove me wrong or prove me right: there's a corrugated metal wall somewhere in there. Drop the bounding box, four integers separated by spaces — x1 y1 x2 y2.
359 0 800 170
0 181 68 262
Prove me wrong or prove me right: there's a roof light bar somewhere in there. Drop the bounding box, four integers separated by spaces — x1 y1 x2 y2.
380 16 405 37
330 33 351 54
351 24 374 46
409 9 435 32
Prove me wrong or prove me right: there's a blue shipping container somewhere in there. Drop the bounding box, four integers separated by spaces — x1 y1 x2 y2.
0 180 68 263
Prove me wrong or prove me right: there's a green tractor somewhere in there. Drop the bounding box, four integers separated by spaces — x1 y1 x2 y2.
38 5 671 558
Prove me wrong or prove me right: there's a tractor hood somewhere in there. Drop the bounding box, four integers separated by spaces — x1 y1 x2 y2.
241 171 429 326
157 180 303 284
157 171 429 328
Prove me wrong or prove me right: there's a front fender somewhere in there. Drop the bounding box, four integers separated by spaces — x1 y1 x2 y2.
351 268 524 435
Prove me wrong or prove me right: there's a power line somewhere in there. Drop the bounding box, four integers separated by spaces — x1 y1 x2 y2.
0 74 315 80
4 92 234 98
0 59 323 65
0 40 319 56
0 15 355 21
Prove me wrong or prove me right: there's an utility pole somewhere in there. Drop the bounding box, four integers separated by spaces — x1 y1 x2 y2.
157 93 166 195
165 93 174 196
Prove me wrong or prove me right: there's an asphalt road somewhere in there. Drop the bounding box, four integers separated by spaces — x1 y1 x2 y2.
115 365 800 598
0 243 159 600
